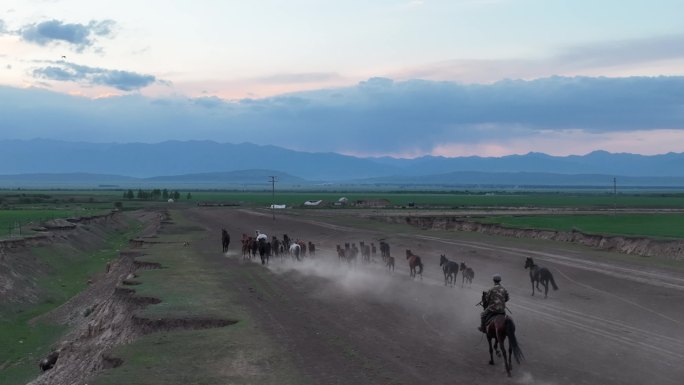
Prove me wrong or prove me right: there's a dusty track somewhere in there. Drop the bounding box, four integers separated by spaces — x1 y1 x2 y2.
186 207 684 385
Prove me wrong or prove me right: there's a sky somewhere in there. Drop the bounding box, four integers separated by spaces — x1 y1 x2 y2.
1 0 684 157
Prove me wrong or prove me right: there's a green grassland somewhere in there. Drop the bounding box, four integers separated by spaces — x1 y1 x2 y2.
0 218 141 385
189 191 684 209
475 213 684 239
93 211 301 385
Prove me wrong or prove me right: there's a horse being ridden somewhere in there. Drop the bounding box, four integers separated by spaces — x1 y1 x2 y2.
439 254 459 287
221 229 230 252
405 249 423 279
459 262 474 287
524 257 558 298
479 275 523 377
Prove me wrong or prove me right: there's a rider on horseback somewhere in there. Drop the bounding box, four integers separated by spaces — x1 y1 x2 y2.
478 274 509 333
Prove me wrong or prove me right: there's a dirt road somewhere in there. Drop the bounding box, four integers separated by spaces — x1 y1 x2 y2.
184 207 684 385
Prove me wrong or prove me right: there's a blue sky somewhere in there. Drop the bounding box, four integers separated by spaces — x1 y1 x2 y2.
1 0 684 157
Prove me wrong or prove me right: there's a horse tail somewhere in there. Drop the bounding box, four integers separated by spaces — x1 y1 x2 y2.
549 272 559 290
505 318 524 364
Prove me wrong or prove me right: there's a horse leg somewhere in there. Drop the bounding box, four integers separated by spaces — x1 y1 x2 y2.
487 337 495 365
530 279 535 296
544 280 549 298
501 337 511 377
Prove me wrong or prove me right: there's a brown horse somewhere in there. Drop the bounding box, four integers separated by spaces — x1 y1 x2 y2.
480 291 524 377
241 234 253 260
405 249 423 279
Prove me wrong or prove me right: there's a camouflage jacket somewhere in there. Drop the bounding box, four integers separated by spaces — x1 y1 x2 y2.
486 284 509 313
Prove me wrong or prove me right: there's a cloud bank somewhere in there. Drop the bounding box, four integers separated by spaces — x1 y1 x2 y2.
32 62 157 91
18 19 115 52
1 76 683 156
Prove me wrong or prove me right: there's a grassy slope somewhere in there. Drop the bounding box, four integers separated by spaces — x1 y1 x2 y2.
0 218 141 385
92 210 302 385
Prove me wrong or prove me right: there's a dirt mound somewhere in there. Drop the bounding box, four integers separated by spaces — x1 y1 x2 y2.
372 215 684 260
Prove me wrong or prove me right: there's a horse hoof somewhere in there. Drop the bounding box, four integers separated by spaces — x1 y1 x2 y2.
489 361 494 365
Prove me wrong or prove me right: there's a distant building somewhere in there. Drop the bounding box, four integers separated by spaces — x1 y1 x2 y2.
304 200 323 206
270 204 287 209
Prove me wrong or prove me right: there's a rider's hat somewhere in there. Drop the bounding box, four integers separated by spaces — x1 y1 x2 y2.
492 274 502 282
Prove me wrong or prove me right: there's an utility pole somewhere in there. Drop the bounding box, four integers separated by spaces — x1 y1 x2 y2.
613 177 617 216
269 176 278 221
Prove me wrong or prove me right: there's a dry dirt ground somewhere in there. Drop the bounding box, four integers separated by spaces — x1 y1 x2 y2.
182 207 683 385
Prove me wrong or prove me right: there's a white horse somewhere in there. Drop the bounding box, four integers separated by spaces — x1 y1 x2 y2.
289 243 301 261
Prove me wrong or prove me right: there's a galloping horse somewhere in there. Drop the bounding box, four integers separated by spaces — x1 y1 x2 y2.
480 291 524 377
439 254 459 287
308 241 316 256
459 262 474 288
405 249 424 279
386 254 395 272
241 234 253 260
289 243 301 261
524 257 558 298
221 229 230 252
271 236 281 258
258 238 270 265
379 241 390 262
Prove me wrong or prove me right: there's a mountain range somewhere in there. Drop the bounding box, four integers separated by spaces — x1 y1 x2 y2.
0 139 682 188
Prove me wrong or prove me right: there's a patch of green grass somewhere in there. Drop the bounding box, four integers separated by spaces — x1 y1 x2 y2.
189 191 684 209
0 218 141 385
476 214 684 239
93 210 303 385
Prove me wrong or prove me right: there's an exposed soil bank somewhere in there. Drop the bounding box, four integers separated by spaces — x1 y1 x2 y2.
0 212 126 305
372 215 684 260
26 210 235 385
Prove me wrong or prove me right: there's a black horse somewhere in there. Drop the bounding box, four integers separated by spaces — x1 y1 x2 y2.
258 238 270 265
221 229 230 252
524 257 558 298
480 291 524 377
459 262 474 287
439 254 459 287
379 241 391 261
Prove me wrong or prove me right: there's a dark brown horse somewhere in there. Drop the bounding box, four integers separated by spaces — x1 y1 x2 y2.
480 291 524 377
439 254 459 287
524 257 558 298
405 249 423 279
459 262 474 287
221 229 230 252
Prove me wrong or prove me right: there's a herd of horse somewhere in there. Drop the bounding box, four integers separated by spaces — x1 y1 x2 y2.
221 228 559 378
234 231 316 265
